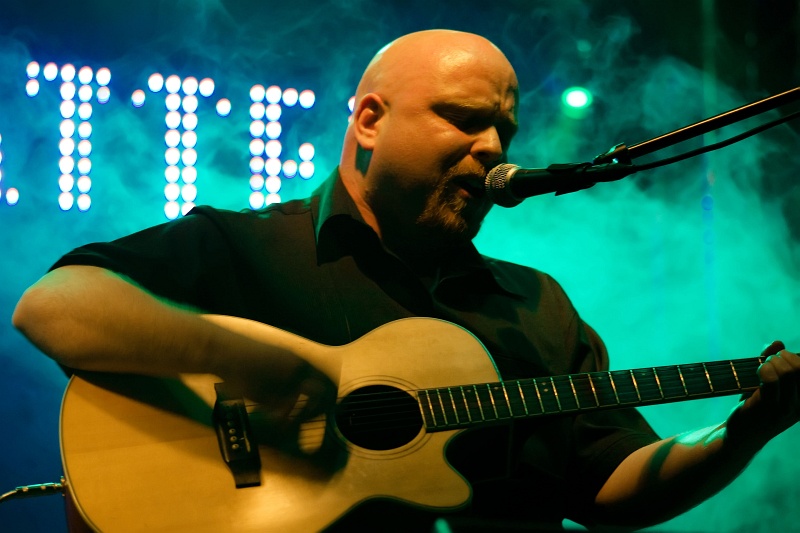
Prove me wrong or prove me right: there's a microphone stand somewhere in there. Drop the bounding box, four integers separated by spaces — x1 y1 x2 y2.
593 86 800 166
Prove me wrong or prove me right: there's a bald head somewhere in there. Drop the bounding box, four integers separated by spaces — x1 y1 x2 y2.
338 30 519 260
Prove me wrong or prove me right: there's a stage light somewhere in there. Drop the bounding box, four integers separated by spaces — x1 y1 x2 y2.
165 165 180 183
58 174 74 193
182 77 198 96
250 102 265 120
164 183 180 202
181 183 197 202
265 158 281 176
298 142 315 161
60 100 76 119
282 88 298 107
299 90 315 109
216 98 231 117
249 174 265 191
181 148 197 167
182 113 198 131
25 79 39 97
43 62 58 81
282 159 298 178
182 95 198 113
78 103 92 120
78 66 93 85
77 158 91 176
164 201 180 220
198 78 215 97
249 191 265 209
77 122 92 139
265 140 281 159
348 96 355 113
250 85 266 102
97 86 110 104
561 87 593 118
96 68 111 86
299 161 314 179
59 156 75 174
165 129 181 148
77 140 92 157
249 139 265 157
165 75 181 94
249 120 265 138
165 93 181 111
78 85 93 102
60 64 76 82
165 111 181 129
181 131 197 149
181 166 197 183
265 121 281 139
78 139 92 157
265 103 281 121
266 193 280 206
58 192 74 211
181 202 194 216
265 85 282 104
76 175 91 193
60 82 76 100
131 89 146 107
77 193 91 212
249 156 265 174
164 147 180 166
59 119 76 138
148 74 164 92
59 138 75 156
26 61 40 78
6 188 19 206
265 175 281 194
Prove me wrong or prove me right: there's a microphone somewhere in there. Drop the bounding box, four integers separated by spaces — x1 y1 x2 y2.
484 162 637 207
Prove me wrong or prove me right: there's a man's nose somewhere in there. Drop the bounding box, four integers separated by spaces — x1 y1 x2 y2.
472 126 504 166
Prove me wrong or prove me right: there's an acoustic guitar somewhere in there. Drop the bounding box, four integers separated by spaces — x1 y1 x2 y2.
60 315 762 532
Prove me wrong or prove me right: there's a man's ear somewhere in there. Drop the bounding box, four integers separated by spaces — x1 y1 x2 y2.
352 93 385 151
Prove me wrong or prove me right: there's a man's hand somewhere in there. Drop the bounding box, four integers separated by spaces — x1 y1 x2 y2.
727 340 800 450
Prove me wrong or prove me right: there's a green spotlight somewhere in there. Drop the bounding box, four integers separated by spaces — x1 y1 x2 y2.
561 87 593 118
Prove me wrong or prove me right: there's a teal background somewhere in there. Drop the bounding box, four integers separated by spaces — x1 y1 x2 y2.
1 1 799 531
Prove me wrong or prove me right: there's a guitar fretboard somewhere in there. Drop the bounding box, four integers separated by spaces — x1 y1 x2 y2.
416 357 763 431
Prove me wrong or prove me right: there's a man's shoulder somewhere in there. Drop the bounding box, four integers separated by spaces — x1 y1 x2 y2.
480 253 568 299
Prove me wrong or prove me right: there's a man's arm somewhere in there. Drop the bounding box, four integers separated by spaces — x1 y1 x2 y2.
591 342 800 529
12 264 334 418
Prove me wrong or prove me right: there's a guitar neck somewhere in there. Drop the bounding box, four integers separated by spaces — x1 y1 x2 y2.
417 357 764 431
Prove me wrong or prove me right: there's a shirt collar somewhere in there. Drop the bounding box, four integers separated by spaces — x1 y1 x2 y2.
311 168 524 299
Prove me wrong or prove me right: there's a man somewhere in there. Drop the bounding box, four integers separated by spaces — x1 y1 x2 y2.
13 30 800 530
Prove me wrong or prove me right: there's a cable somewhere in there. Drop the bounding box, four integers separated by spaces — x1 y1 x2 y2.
0 479 65 503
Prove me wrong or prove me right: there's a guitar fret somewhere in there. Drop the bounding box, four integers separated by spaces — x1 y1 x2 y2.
517 381 530 415
550 377 562 412
473 385 486 421
729 361 741 389
629 370 642 402
702 363 714 392
499 382 511 417
486 384 499 419
653 368 665 399
587 374 600 407
568 376 580 409
533 379 545 413
608 373 621 404
677 366 689 396
435 389 449 426
447 388 460 425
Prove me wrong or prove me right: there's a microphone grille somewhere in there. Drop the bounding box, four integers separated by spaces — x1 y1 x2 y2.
484 164 522 207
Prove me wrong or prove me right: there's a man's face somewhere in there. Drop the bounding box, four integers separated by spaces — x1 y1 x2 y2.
362 44 519 248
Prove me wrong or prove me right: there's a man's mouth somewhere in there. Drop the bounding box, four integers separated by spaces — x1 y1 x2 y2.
453 176 486 198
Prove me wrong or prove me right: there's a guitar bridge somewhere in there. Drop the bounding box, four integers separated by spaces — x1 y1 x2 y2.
212 382 261 488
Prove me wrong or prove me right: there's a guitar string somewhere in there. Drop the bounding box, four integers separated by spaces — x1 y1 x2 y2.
243 359 762 434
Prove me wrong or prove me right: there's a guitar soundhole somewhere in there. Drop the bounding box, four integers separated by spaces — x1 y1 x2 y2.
335 385 423 451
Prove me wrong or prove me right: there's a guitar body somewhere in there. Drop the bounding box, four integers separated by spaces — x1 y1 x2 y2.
60 316 502 532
